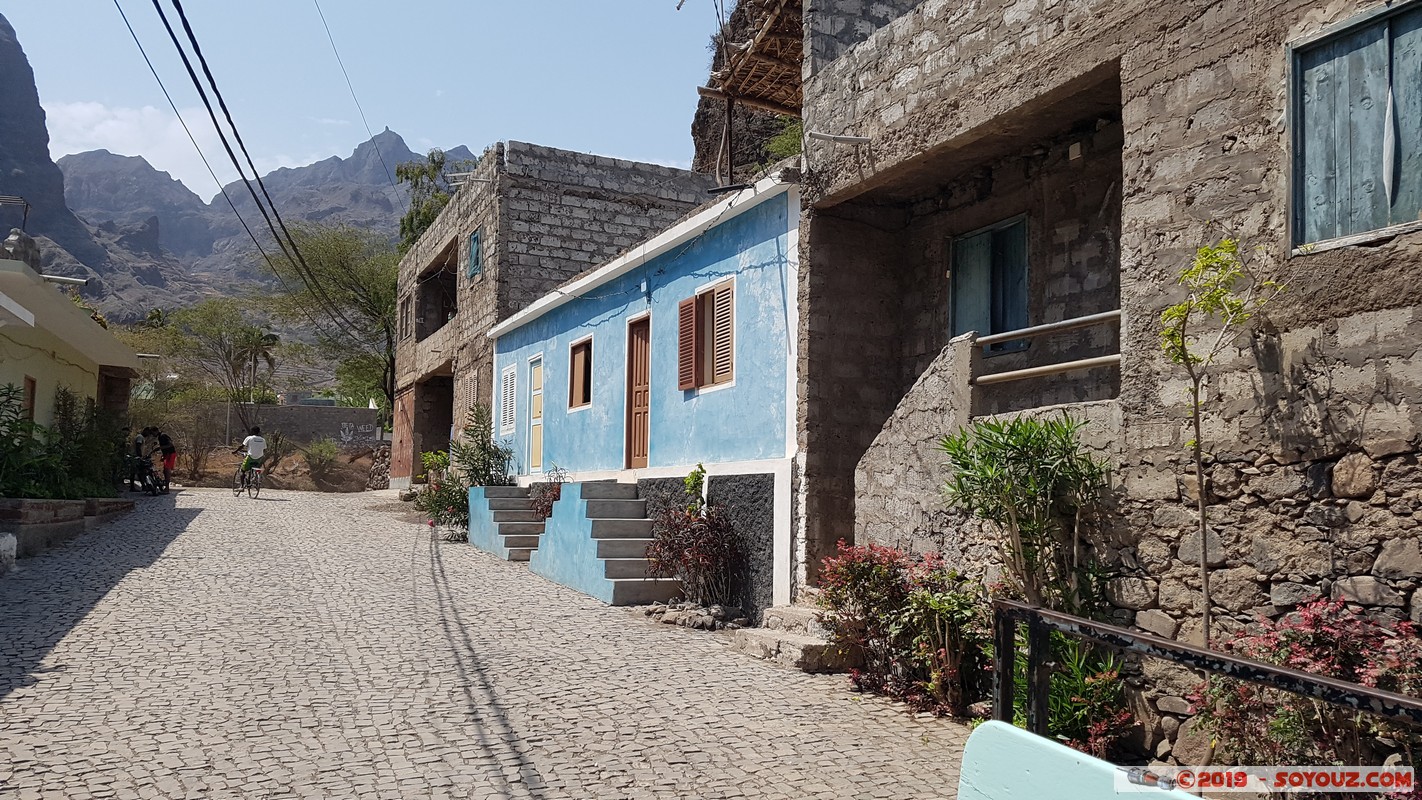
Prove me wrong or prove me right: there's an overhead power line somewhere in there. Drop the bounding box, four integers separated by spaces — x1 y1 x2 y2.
111 0 280 278
149 0 363 336
312 0 398 193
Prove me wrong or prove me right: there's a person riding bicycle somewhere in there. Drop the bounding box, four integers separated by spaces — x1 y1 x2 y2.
235 426 267 476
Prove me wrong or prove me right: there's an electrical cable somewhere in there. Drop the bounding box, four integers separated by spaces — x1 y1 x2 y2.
152 0 365 339
112 0 281 282
311 0 398 193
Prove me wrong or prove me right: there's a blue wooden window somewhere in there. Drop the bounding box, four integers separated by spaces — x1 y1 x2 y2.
467 229 482 279
1295 4 1422 244
952 217 1028 352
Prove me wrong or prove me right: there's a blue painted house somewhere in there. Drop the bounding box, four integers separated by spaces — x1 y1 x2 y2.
470 174 799 610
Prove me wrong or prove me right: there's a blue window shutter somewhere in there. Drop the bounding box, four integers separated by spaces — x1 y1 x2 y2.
993 221 1028 335
1390 7 1422 226
1298 21 1391 242
952 231 992 338
467 230 482 278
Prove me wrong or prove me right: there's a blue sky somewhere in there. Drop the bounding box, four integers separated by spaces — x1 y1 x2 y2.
6 2 719 201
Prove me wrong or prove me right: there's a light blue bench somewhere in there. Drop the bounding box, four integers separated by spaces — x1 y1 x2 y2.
959 722 1198 799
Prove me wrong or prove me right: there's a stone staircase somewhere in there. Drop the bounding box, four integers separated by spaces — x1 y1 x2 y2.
529 482 681 606
726 605 857 673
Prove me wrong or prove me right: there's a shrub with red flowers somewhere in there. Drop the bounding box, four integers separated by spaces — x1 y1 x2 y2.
528 464 568 519
818 542 992 716
1191 598 1422 795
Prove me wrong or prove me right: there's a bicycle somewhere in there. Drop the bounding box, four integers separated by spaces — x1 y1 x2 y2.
232 454 263 499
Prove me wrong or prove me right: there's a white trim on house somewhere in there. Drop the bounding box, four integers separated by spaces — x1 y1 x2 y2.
783 185 801 461
487 173 795 340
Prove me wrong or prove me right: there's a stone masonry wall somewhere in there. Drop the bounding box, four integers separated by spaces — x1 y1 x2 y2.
802 0 1422 764
391 142 713 481
898 119 1123 414
804 0 925 77
496 141 716 320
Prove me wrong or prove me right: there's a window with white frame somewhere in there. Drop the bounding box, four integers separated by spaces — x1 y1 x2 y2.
569 337 593 409
499 365 516 434
677 279 734 390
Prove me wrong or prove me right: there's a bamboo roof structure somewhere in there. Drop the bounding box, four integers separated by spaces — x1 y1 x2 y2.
697 0 803 118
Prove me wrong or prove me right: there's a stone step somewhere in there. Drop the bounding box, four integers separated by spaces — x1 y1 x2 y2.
493 510 543 523
580 482 639 500
590 518 654 538
507 548 534 562
609 577 681 606
597 537 653 559
488 498 535 511
726 628 856 674
501 534 541 549
496 521 546 535
585 498 647 519
603 558 660 579
482 486 529 498
761 605 828 638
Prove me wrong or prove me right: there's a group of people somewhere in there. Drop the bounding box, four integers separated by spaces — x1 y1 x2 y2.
121 425 269 494
127 426 177 493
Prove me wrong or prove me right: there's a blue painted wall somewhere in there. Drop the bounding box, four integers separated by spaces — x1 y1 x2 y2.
493 190 795 475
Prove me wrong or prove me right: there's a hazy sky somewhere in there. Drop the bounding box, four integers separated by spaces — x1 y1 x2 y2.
6 2 719 201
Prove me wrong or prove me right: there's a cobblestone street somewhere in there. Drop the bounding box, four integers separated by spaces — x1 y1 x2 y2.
0 489 969 799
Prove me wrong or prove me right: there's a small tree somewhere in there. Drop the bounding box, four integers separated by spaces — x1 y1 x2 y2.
940 415 1110 614
1159 239 1282 648
396 149 475 253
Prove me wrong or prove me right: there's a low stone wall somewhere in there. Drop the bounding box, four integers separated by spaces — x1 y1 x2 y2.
0 498 87 558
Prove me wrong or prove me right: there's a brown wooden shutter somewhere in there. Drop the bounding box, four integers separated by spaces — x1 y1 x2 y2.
710 283 734 384
678 297 698 390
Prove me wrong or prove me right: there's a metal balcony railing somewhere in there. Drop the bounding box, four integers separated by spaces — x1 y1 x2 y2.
970 309 1121 387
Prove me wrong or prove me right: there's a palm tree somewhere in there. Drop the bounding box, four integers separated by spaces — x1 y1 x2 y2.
232 328 280 425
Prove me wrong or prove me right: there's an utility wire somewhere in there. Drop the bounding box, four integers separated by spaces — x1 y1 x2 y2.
152 0 362 336
112 0 280 280
312 0 398 192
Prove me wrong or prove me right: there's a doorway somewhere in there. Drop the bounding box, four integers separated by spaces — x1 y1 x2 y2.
626 317 650 468
529 357 543 473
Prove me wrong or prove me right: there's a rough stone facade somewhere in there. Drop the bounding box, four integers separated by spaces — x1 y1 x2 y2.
390 143 715 486
247 404 381 449
804 0 924 77
797 0 1422 761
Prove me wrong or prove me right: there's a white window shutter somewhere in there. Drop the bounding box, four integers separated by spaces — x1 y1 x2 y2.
499 367 516 434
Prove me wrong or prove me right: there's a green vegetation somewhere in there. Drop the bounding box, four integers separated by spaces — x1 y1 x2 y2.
396 149 475 253
939 415 1111 613
0 385 123 499
266 224 399 421
1159 238 1283 647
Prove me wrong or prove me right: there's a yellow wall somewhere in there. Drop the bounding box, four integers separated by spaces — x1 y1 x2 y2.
0 324 101 428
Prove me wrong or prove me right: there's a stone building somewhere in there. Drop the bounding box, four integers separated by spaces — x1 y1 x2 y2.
389 142 715 487
791 0 1422 758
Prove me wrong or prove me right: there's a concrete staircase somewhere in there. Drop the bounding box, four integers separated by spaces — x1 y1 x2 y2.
482 486 544 561
582 483 681 605
726 605 857 673
528 482 681 606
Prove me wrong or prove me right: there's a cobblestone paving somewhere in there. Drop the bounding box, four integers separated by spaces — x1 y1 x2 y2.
0 488 970 799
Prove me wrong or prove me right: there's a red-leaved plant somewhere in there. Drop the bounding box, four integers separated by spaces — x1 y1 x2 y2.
645 504 740 607
1191 598 1422 798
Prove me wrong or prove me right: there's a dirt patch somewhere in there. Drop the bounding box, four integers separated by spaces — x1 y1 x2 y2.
180 448 374 493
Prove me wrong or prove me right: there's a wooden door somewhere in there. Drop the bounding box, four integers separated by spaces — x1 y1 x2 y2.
626 318 650 469
529 357 543 473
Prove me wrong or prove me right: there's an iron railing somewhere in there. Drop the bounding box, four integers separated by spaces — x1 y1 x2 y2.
992 599 1422 736
970 309 1121 387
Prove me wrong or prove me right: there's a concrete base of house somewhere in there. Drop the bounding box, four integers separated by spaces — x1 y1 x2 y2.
389 476 412 491
725 605 857 673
